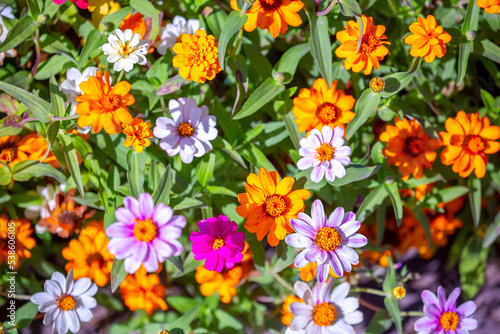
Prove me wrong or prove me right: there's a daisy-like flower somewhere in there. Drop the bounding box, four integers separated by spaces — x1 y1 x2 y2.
292 79 355 134
286 280 363 333
31 270 98 334
189 215 245 272
0 134 60 169
153 97 218 164
285 199 367 282
380 117 442 180
414 286 477 334
439 111 500 178
106 193 186 274
236 168 311 247
119 13 147 39
297 126 351 183
477 0 500 15
122 118 153 153
0 215 35 269
172 29 222 83
102 29 148 72
230 0 304 38
24 184 62 221
157 15 200 55
281 295 304 326
404 15 452 63
52 0 88 9
335 15 391 75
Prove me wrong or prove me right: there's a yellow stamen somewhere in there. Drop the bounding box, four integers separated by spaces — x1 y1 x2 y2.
316 103 337 124
315 227 342 252
264 194 287 217
58 295 76 311
213 237 225 250
439 311 459 331
312 302 337 327
316 143 335 162
133 218 157 242
178 122 194 137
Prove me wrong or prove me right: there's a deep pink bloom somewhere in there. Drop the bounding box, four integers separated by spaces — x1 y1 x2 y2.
52 0 89 10
189 215 245 272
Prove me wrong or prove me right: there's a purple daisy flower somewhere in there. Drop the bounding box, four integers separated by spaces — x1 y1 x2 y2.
106 193 186 274
189 215 245 272
285 199 367 282
297 126 351 183
414 286 478 334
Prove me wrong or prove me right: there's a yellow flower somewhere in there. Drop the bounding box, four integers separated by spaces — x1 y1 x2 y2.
89 0 121 27
404 15 451 63
122 118 153 153
281 295 304 326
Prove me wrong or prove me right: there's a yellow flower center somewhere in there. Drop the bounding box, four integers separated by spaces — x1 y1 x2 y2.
425 30 440 41
465 135 485 155
102 94 121 113
133 218 158 242
312 302 337 327
391 286 406 299
0 148 15 164
178 122 194 137
120 41 135 57
264 194 287 217
58 295 76 311
316 143 335 162
123 121 151 143
439 311 459 331
260 0 282 11
315 227 342 251
405 137 425 156
316 103 337 124
213 237 225 250
360 33 381 54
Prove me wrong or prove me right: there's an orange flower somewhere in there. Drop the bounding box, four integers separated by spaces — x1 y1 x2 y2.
296 262 338 282
62 221 114 287
400 183 434 202
292 78 355 133
380 117 441 180
439 111 500 178
0 215 35 269
404 15 451 63
360 250 393 268
119 265 167 315
172 29 222 84
281 295 303 326
122 118 153 153
236 168 310 246
230 0 304 38
335 15 390 75
75 70 134 135
0 134 60 168
477 0 500 15
120 13 147 38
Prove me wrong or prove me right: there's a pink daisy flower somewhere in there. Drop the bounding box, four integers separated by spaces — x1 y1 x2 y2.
52 0 88 10
189 215 245 272
106 193 186 274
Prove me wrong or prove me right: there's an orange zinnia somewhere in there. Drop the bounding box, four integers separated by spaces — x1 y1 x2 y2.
292 78 355 133
75 70 134 135
477 0 500 15
360 250 393 268
439 111 500 178
296 262 338 282
0 215 36 269
120 12 147 38
404 15 451 63
62 220 114 287
281 295 304 326
122 118 153 153
230 0 304 38
335 15 390 75
236 168 310 247
0 134 59 168
380 117 442 180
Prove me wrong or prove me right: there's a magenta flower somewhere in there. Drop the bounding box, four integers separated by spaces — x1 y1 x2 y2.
189 215 245 272
52 0 89 9
106 193 186 274
415 286 477 334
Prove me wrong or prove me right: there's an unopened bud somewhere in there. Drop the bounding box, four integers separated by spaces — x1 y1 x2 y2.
99 22 109 33
273 72 285 84
391 286 406 300
37 14 47 24
465 30 476 42
370 77 385 93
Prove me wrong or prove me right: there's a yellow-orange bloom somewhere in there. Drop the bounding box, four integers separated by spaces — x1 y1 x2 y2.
0 215 36 269
62 221 114 287
236 168 310 246
335 15 390 75
0 134 60 168
477 0 500 15
230 0 304 38
281 295 304 326
75 71 134 135
439 111 500 178
122 118 153 153
172 29 222 84
404 15 451 63
292 78 355 134
360 250 393 268
296 262 338 282
380 117 442 180
120 13 147 38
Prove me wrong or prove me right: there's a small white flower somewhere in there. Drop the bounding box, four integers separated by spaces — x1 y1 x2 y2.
24 184 65 222
153 97 218 164
0 6 16 66
31 270 98 334
0 5 15 20
102 29 148 72
157 15 200 55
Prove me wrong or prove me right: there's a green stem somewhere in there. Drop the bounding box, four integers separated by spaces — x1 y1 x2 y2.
273 273 295 293
230 28 244 58
400 311 425 317
350 287 388 297
52 114 80 121
116 69 125 82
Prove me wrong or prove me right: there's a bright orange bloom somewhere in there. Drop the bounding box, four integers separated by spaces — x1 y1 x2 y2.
62 221 114 287
335 15 390 75
119 265 167 315
120 13 147 38
380 117 442 180
292 78 355 134
0 215 36 269
0 134 59 168
404 15 451 63
172 29 222 84
122 118 153 153
360 250 393 268
230 0 304 38
400 183 434 202
236 168 310 246
439 111 500 178
75 70 134 135
477 0 500 15
281 295 304 326
296 262 338 282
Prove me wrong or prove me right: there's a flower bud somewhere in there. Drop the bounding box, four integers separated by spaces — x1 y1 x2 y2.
465 30 476 42
369 77 385 93
37 14 47 24
99 22 109 33
273 71 285 84
391 286 406 300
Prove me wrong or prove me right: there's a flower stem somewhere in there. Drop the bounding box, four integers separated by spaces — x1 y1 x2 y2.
350 287 388 297
273 273 295 293
117 69 125 82
400 311 425 317
0 291 32 300
230 28 244 58
52 115 80 121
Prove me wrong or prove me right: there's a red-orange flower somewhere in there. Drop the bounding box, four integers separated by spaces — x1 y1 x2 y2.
477 0 500 15
0 134 59 168
122 118 153 153
120 13 147 38
0 215 35 269
404 15 451 63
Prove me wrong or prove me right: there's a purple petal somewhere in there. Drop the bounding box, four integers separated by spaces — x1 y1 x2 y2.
445 287 461 311
316 263 329 283
290 219 317 239
456 301 477 317
345 233 368 248
285 233 313 248
338 220 361 237
293 250 309 268
311 199 327 227
289 302 313 316
310 166 325 183
115 207 136 225
106 223 134 238
437 286 447 310
138 193 155 219
414 317 437 332
459 318 478 330
422 290 439 306
326 207 344 228
153 203 173 226
123 196 141 219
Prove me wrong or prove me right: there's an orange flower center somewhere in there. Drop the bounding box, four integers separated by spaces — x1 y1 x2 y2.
315 227 342 251
133 218 157 242
102 94 121 113
425 30 440 40
439 311 459 331
0 148 15 164
264 194 287 217
360 33 381 54
59 210 77 231
312 302 337 327
213 237 225 249
58 295 76 311
123 122 151 141
316 103 337 124
316 143 335 162
405 137 425 156
86 252 103 267
465 135 485 155
178 122 194 137
260 0 282 11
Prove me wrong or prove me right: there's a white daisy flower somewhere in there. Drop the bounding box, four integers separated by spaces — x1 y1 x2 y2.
102 29 148 72
24 184 65 222
157 15 200 55
0 5 16 66
286 280 363 334
153 97 218 164
31 270 97 334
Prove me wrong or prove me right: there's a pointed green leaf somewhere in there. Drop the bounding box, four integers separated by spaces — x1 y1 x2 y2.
384 180 403 226
12 160 66 184
110 259 128 293
233 78 285 120
152 165 173 205
346 89 381 140
218 10 247 70
356 184 388 222
482 211 500 248
272 43 309 85
0 81 54 123
126 150 145 198
380 58 422 98
468 177 481 227
59 133 84 196
308 14 332 86
166 255 184 273
78 29 106 68
0 16 38 53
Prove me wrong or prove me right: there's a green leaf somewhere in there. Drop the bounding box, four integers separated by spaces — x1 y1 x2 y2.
272 43 309 85
482 211 500 248
152 165 173 205
78 29 106 68
0 167 12 186
130 0 158 17
27 0 41 18
384 180 403 226
338 0 362 16
272 246 296 274
468 177 481 227
110 259 128 293
170 197 204 211
206 186 238 197
371 141 385 165
15 301 39 329
240 144 276 171
166 255 184 273
365 309 393 334
382 256 396 293
0 16 38 53
380 58 422 98
169 305 201 332
436 186 469 204
214 309 244 331
356 184 388 222
346 89 381 140
126 150 146 198
59 133 84 196
474 36 500 64
412 206 432 247
233 78 285 120
50 76 67 118
308 14 332 87
218 10 247 70
384 297 402 334
329 164 381 187
197 153 216 187
457 0 479 86
247 234 265 274
0 81 54 123
167 296 202 313
459 236 487 299
12 160 66 184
